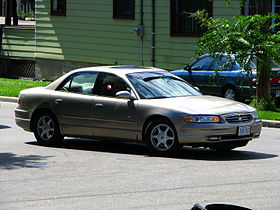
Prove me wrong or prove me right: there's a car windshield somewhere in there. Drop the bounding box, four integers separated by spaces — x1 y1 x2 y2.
127 71 202 99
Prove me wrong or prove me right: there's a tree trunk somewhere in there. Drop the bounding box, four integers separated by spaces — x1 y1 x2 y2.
255 0 272 101
4 0 18 25
11 0 18 25
256 54 271 100
5 0 11 25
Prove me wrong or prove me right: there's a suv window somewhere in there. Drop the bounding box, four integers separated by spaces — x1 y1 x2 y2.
58 72 98 95
93 73 130 97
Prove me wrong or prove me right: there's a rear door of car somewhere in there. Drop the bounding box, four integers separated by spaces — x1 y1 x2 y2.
91 73 138 140
50 72 98 137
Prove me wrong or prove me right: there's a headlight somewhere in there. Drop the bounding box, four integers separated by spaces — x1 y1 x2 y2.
184 115 220 123
252 111 258 119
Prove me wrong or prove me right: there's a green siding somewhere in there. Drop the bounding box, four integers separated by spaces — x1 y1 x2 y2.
35 0 241 69
1 27 35 60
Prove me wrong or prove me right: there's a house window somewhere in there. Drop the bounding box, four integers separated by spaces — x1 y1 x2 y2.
170 0 213 36
51 0 66 16
113 0 135 19
243 0 280 32
272 0 280 32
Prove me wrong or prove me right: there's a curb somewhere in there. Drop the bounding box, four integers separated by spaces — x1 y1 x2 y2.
0 96 18 103
262 120 280 128
0 96 279 128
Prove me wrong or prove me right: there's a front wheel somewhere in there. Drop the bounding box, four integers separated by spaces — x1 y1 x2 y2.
145 119 181 155
33 112 63 146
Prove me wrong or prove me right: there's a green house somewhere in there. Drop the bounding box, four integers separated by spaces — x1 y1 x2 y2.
2 0 277 80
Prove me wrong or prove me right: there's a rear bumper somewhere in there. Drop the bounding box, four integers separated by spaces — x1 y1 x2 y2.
15 117 32 132
177 120 262 146
236 86 255 99
237 85 280 99
15 108 32 132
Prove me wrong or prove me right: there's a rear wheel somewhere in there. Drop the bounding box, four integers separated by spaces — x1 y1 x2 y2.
223 87 237 100
145 119 181 155
33 111 63 146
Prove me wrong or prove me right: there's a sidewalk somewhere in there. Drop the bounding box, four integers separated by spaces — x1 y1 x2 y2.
1 96 279 128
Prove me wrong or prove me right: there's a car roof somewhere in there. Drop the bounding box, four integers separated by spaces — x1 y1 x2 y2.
71 66 165 77
45 66 166 90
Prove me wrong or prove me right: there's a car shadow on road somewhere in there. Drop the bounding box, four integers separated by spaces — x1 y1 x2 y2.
0 124 11 129
25 138 278 161
0 152 53 170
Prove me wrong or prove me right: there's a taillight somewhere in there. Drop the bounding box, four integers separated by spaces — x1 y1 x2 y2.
17 98 20 104
251 78 257 85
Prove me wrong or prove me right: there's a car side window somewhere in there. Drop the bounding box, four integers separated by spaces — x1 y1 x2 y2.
190 56 213 70
57 72 98 95
93 73 130 97
210 56 234 71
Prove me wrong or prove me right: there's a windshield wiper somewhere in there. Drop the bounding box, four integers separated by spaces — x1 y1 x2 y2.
143 76 161 82
150 96 169 99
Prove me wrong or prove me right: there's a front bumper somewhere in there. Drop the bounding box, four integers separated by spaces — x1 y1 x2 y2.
177 120 262 145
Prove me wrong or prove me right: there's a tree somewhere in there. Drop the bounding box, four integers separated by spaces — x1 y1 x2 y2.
192 5 280 109
5 0 18 26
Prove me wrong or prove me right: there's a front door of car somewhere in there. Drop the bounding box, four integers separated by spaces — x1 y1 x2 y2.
91 73 138 140
50 72 98 137
188 56 214 93
202 56 232 95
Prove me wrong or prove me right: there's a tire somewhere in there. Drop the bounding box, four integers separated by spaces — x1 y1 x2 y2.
144 119 181 156
223 87 237 100
33 111 63 146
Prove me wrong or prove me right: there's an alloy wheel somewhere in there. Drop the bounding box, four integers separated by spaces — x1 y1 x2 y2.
224 88 236 100
150 124 175 151
37 115 55 141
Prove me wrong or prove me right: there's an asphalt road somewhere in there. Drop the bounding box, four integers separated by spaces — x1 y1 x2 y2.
0 102 280 210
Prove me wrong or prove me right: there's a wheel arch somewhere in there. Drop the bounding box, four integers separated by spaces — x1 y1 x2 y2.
30 108 58 132
222 84 238 98
141 115 176 142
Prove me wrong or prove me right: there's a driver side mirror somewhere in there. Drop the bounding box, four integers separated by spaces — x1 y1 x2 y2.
116 91 136 100
194 86 200 92
183 65 191 71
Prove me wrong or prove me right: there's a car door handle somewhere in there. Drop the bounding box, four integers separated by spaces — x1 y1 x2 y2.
54 99 63 104
95 103 104 108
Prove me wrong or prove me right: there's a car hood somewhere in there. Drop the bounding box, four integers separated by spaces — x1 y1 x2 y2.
140 95 255 115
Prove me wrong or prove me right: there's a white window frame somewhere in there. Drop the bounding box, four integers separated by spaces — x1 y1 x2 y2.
272 0 280 32
244 0 279 32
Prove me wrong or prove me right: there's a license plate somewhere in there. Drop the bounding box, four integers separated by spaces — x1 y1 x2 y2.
276 90 280 98
238 126 251 136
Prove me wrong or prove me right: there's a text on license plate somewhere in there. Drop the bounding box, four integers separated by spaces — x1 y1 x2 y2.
238 126 251 136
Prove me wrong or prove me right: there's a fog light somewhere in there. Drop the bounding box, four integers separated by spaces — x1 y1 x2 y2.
207 136 221 141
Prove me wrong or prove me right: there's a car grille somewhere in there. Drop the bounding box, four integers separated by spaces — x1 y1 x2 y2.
225 114 252 123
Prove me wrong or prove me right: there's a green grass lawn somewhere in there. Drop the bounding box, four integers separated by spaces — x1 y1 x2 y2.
0 78 279 121
258 109 280 121
0 78 51 97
